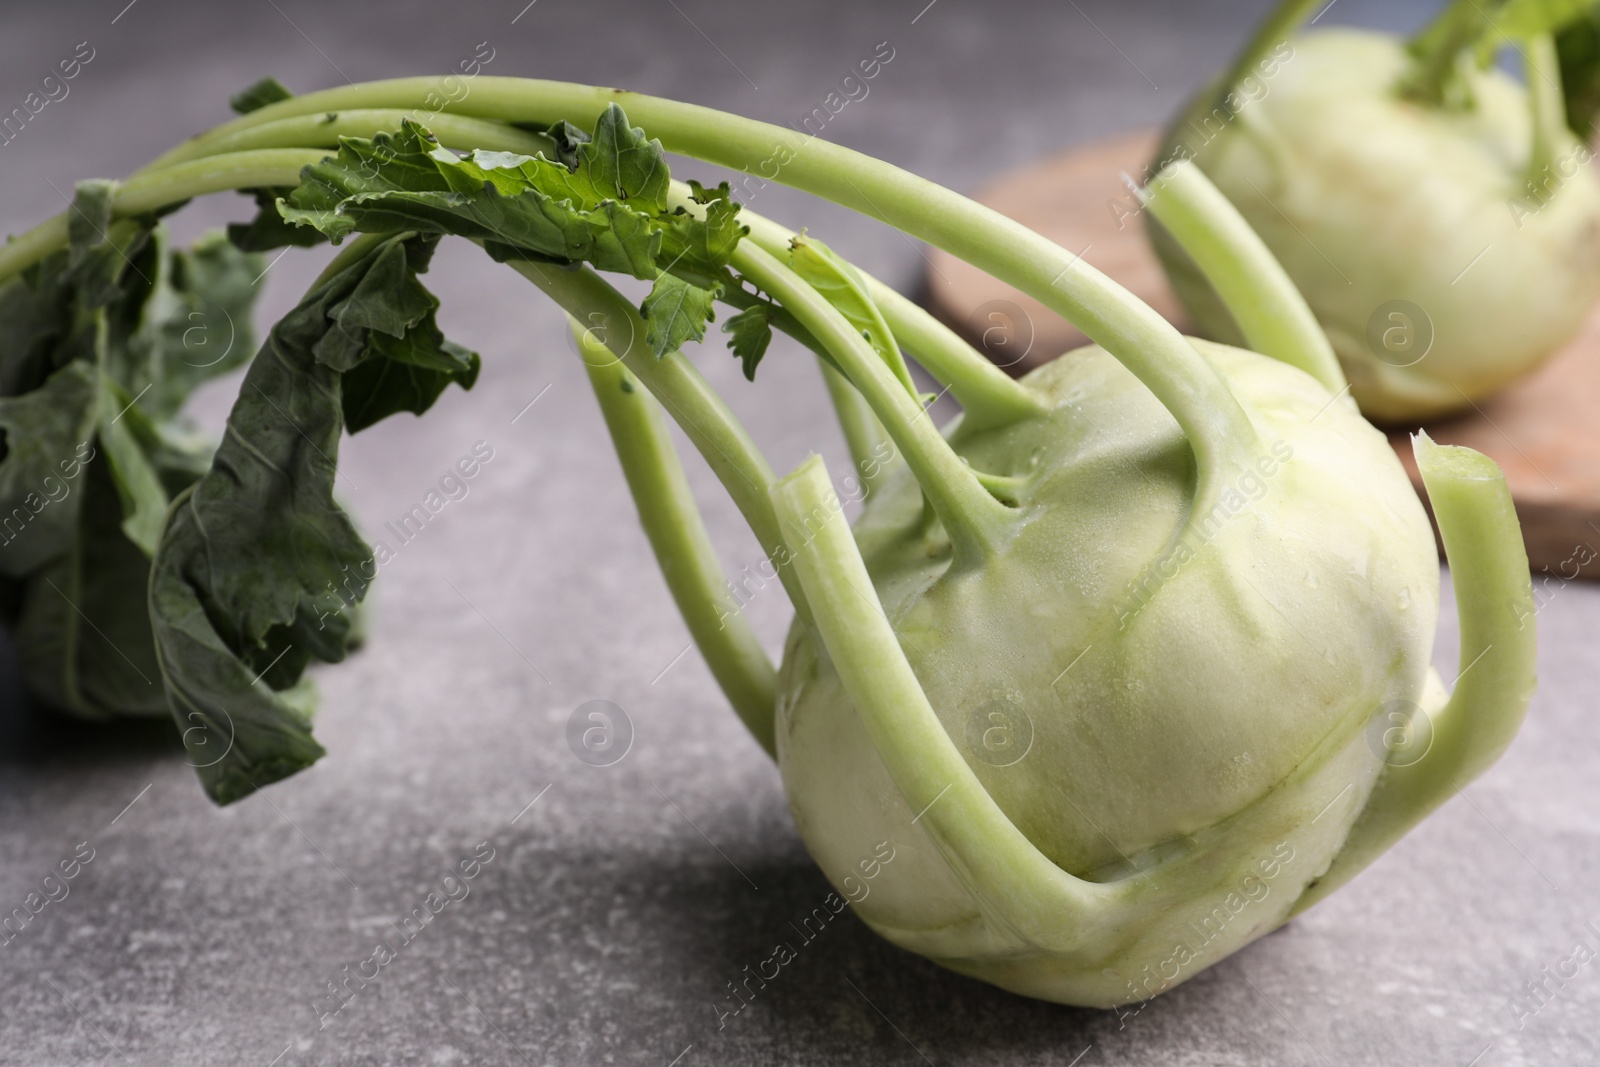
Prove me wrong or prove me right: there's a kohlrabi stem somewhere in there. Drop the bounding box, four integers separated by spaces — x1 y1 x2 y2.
1525 33 1567 186
0 150 319 283
4 81 1257 546
97 78 1258 488
508 257 810 626
732 241 1016 565
1163 0 1322 159
1292 433 1536 916
115 150 324 215
2 114 543 281
736 208 1047 433
817 358 897 497
1139 161 1346 394
770 454 1113 953
577 322 778 755
1402 0 1485 106
131 111 551 175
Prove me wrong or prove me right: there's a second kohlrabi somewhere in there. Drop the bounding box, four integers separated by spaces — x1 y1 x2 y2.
1150 0 1600 422
0 76 1535 1007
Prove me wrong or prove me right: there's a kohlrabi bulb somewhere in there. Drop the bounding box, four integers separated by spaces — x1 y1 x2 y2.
1152 28 1600 423
751 151 1534 1009
774 338 1441 1006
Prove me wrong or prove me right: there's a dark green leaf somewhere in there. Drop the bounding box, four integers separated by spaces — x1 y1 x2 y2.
66 180 116 262
1558 10 1600 138
722 304 772 380
0 362 98 576
343 326 480 432
279 123 664 279
130 228 265 418
228 187 330 253
274 110 752 369
96 379 169 555
230 76 294 115
149 233 475 803
0 179 269 727
0 254 76 399
64 181 150 312
10 455 170 720
1495 0 1593 38
659 181 747 283
544 119 592 170
583 103 670 212
641 272 718 359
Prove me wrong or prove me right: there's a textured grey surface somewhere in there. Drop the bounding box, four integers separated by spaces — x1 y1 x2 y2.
2 0 1597 1064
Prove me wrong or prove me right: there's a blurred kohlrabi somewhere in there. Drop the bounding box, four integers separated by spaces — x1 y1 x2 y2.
0 76 1536 1006
1149 0 1600 423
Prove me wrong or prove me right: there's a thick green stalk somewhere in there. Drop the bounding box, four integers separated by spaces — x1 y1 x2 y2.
115 150 323 216
817 358 896 497
1163 0 1324 158
107 78 1258 492
1292 434 1536 914
731 241 1015 565
735 208 1046 432
132 110 549 175
1525 33 1566 186
0 150 318 282
508 258 809 624
2 117 540 280
1402 0 1489 105
3 80 1255 550
1139 161 1345 394
770 455 1113 952
577 322 778 754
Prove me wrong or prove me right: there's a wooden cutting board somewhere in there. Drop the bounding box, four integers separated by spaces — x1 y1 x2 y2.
924 130 1600 580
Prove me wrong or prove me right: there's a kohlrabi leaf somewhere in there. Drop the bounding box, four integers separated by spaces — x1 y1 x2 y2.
273 107 747 350
659 180 747 283
641 272 719 359
149 233 475 803
66 180 117 266
1403 0 1591 104
279 122 664 279
229 188 331 253
341 292 481 433
9 455 172 720
544 119 592 170
0 362 98 576
788 234 920 399
1557 10 1600 138
96 381 170 555
130 228 265 418
230 76 294 115
722 303 773 381
0 256 77 400
0 180 267 723
1493 0 1593 39
65 182 146 312
581 103 671 212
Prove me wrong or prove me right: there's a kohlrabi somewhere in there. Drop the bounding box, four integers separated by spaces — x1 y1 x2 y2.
1149 0 1600 423
0 76 1535 1007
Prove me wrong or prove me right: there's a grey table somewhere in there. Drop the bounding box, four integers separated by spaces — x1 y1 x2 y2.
2 1 1596 1064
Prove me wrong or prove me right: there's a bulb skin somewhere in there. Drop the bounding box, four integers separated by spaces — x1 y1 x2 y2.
775 339 1440 1006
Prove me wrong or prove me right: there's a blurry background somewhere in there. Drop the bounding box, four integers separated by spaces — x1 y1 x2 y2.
3 1 1597 1065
